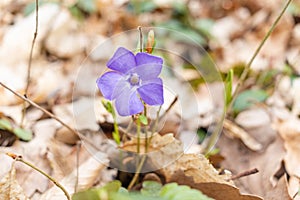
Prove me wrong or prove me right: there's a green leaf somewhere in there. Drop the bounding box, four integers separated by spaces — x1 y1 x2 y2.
23 0 52 16
194 18 214 38
72 180 121 200
225 69 234 107
13 128 32 141
160 20 206 45
102 100 115 115
160 183 213 200
141 181 162 197
287 2 300 15
69 5 85 21
233 89 269 113
197 128 207 143
0 119 13 131
138 114 148 125
205 148 220 158
128 0 157 14
77 0 97 13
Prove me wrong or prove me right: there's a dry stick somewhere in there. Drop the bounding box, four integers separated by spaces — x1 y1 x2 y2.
6 153 71 200
21 0 39 126
159 95 178 120
0 82 100 151
229 168 259 181
204 0 293 154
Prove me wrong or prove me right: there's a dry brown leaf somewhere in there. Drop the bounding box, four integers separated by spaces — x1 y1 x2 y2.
53 97 99 131
161 154 262 200
44 8 88 59
162 154 231 184
277 117 300 178
217 132 289 199
121 134 184 171
0 164 29 200
235 108 271 129
41 152 109 200
223 119 263 151
265 175 292 200
1 119 59 197
191 182 262 200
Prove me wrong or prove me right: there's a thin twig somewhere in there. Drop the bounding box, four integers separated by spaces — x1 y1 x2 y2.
228 0 293 111
21 0 39 126
159 95 178 120
229 168 259 181
0 82 100 151
6 153 71 200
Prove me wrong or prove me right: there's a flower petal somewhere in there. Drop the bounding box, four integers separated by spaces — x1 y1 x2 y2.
129 64 162 81
107 47 136 73
115 89 144 116
138 78 164 105
96 71 123 100
134 53 163 80
135 52 163 66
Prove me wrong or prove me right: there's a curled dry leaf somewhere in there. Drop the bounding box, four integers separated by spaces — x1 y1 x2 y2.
223 119 263 151
277 117 300 178
161 153 231 184
161 154 262 200
0 164 29 200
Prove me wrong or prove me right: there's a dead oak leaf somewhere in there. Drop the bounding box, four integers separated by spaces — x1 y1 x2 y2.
161 154 262 200
0 164 29 200
217 132 289 199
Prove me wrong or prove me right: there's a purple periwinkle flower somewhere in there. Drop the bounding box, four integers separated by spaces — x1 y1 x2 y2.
97 47 164 116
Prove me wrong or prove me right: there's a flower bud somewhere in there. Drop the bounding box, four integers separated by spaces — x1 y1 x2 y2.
146 30 155 54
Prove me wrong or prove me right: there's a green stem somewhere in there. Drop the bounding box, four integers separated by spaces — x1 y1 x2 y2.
229 0 293 111
138 26 143 52
113 114 120 145
127 154 146 190
136 118 141 154
7 153 71 200
204 0 293 154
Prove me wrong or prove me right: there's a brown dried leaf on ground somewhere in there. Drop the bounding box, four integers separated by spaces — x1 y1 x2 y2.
162 154 231 184
223 119 263 151
161 154 262 200
47 139 86 180
264 175 292 200
217 132 290 199
41 151 109 200
0 164 29 200
122 133 184 170
212 6 293 71
277 117 300 178
276 117 300 195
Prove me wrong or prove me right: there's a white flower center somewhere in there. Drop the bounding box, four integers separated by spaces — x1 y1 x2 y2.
129 73 140 85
